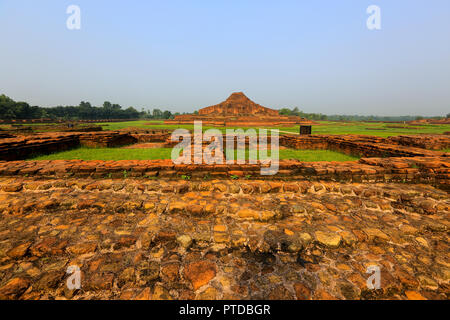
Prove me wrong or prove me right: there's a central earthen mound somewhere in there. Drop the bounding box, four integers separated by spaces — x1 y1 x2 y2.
198 92 279 117
166 92 312 126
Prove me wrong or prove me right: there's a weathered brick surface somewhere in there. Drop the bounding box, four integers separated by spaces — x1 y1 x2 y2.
199 92 279 116
0 134 81 161
0 156 448 190
0 178 448 300
2 131 447 161
78 132 137 148
0 131 448 300
388 135 450 150
0 131 170 160
279 134 447 158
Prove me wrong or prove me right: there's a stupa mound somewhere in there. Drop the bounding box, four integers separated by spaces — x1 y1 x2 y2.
166 92 313 126
198 92 279 117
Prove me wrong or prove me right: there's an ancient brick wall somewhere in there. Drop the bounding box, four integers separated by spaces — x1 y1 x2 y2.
164 117 311 126
0 175 448 300
279 134 447 158
0 132 131 160
387 135 450 150
0 132 448 190
0 134 81 161
0 130 175 160
129 133 170 143
78 132 137 148
0 156 448 190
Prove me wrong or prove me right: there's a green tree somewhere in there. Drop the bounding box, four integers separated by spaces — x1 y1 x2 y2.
162 110 172 119
152 109 163 119
279 108 292 116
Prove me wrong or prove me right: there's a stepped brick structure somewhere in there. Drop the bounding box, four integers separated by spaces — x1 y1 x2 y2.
198 92 279 116
165 92 313 126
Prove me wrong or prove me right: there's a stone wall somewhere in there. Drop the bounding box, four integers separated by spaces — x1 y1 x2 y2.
279 134 446 158
387 135 450 150
0 131 171 160
0 134 15 139
0 132 448 190
0 176 448 300
0 132 137 161
0 119 139 124
78 132 137 148
0 156 448 190
164 116 311 127
0 134 80 161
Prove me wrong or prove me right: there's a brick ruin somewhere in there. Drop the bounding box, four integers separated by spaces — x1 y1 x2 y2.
0 131 448 190
0 128 449 300
165 92 315 126
0 130 171 161
198 92 279 116
0 123 103 135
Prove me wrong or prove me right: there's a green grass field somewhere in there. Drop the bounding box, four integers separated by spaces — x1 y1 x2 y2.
29 147 358 162
8 120 450 137
94 120 450 137
21 120 449 161
279 149 358 161
226 148 358 162
30 147 178 161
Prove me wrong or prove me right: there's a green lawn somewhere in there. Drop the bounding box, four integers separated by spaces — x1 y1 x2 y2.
30 147 180 161
94 120 450 137
226 148 358 162
29 147 358 162
279 149 358 161
9 120 449 137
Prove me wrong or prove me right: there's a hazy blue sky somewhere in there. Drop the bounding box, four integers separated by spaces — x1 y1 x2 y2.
1 0 449 116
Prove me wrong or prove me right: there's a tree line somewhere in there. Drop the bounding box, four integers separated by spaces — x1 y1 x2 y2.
0 94 178 120
1 94 448 121
279 107 449 122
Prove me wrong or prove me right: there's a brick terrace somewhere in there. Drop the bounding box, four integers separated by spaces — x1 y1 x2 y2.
0 131 448 300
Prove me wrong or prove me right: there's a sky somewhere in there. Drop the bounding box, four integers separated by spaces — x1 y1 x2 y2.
0 0 449 116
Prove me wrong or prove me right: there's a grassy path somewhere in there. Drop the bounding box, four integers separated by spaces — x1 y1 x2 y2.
29 147 358 162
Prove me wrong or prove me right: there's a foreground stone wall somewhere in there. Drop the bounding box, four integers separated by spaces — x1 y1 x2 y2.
0 131 448 300
0 156 448 190
0 177 448 300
